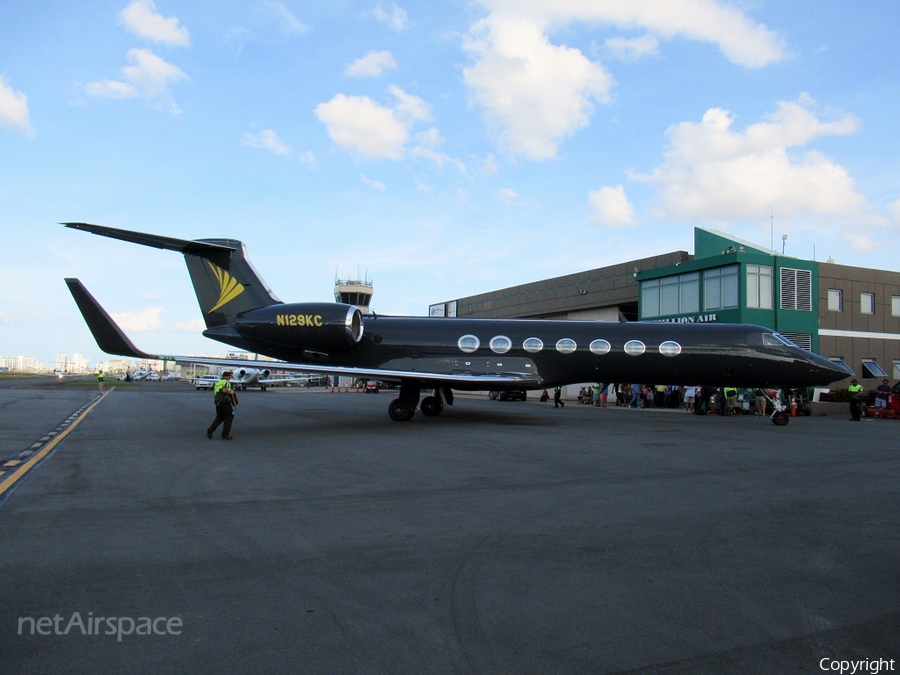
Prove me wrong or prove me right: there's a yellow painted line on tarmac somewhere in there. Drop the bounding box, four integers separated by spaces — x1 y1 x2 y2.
0 389 112 499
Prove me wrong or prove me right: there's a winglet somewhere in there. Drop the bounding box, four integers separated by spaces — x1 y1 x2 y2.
65 278 156 360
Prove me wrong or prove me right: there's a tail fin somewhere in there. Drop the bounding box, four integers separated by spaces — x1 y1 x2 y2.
63 223 282 327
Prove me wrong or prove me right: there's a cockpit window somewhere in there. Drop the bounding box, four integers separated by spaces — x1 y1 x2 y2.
763 332 797 347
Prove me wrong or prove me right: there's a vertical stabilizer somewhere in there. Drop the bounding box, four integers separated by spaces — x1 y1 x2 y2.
182 239 282 327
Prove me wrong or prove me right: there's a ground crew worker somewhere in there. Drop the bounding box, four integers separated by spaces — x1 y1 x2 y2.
207 371 237 440
97 370 106 393
723 386 738 415
553 386 565 409
847 379 864 421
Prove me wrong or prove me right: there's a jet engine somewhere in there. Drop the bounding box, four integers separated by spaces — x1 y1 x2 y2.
233 302 363 351
235 368 270 380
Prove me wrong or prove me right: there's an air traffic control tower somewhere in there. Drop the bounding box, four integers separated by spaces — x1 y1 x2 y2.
334 275 373 313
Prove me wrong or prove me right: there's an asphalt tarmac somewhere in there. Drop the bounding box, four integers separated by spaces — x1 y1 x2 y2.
1 380 897 674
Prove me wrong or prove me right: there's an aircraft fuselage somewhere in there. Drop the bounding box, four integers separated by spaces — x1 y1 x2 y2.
209 311 848 390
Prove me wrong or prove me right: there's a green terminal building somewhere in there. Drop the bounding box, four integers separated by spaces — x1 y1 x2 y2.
432 228 900 391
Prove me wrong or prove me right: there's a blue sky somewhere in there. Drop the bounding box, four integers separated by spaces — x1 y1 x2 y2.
2 0 898 366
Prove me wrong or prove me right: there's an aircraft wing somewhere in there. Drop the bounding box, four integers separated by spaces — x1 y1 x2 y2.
65 279 538 387
257 375 313 385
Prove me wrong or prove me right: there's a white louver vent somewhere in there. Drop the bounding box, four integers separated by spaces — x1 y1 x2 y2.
779 332 813 351
780 268 812 311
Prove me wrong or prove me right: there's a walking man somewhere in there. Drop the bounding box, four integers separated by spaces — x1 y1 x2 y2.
553 386 565 408
207 371 237 440
847 378 864 421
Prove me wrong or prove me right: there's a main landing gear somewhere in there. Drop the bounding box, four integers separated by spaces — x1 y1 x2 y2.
387 383 453 421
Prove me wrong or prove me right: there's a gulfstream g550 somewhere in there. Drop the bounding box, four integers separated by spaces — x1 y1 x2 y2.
63 222 851 424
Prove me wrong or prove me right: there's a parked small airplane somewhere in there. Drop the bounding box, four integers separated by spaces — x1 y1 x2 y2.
229 366 308 391
63 222 852 424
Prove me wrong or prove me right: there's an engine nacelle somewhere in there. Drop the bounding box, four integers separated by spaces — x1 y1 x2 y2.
235 368 270 379
234 302 364 351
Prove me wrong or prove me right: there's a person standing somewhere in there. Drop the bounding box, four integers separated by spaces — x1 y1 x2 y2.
683 385 696 413
754 388 768 417
847 379 864 421
723 386 739 416
207 371 237 439
875 379 891 408
97 370 106 393
553 386 565 408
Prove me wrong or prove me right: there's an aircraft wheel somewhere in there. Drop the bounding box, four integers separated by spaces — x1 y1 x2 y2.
420 396 443 416
771 411 790 426
388 399 415 421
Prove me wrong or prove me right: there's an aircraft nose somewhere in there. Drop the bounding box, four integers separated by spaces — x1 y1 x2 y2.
814 354 854 383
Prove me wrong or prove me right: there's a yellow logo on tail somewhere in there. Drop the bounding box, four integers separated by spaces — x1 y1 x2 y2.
207 262 245 313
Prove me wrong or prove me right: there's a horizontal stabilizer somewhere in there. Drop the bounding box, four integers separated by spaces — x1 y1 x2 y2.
65 279 155 360
62 222 236 260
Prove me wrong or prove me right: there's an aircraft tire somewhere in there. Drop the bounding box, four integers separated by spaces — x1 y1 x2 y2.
420 396 443 416
771 411 790 426
388 399 415 422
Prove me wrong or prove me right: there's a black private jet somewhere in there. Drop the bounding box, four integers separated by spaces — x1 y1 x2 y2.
64 223 851 424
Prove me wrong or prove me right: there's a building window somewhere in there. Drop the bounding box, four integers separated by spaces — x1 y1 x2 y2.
780 268 812 311
893 360 900 379
827 289 843 312
746 264 773 309
830 357 850 374
704 266 738 311
861 359 887 379
892 296 900 317
640 272 699 318
860 293 875 315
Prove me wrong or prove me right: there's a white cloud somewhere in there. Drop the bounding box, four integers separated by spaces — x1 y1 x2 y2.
463 0 786 160
888 199 900 225
262 1 307 36
361 174 387 191
171 318 206 333
346 50 397 78
589 185 635 227
642 96 864 221
474 0 786 68
0 76 33 135
83 48 188 115
298 150 316 165
314 87 430 160
605 35 659 62
119 0 190 47
111 306 163 332
410 128 467 173
370 3 409 32
242 128 291 155
463 13 613 160
846 233 882 252
499 187 520 204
